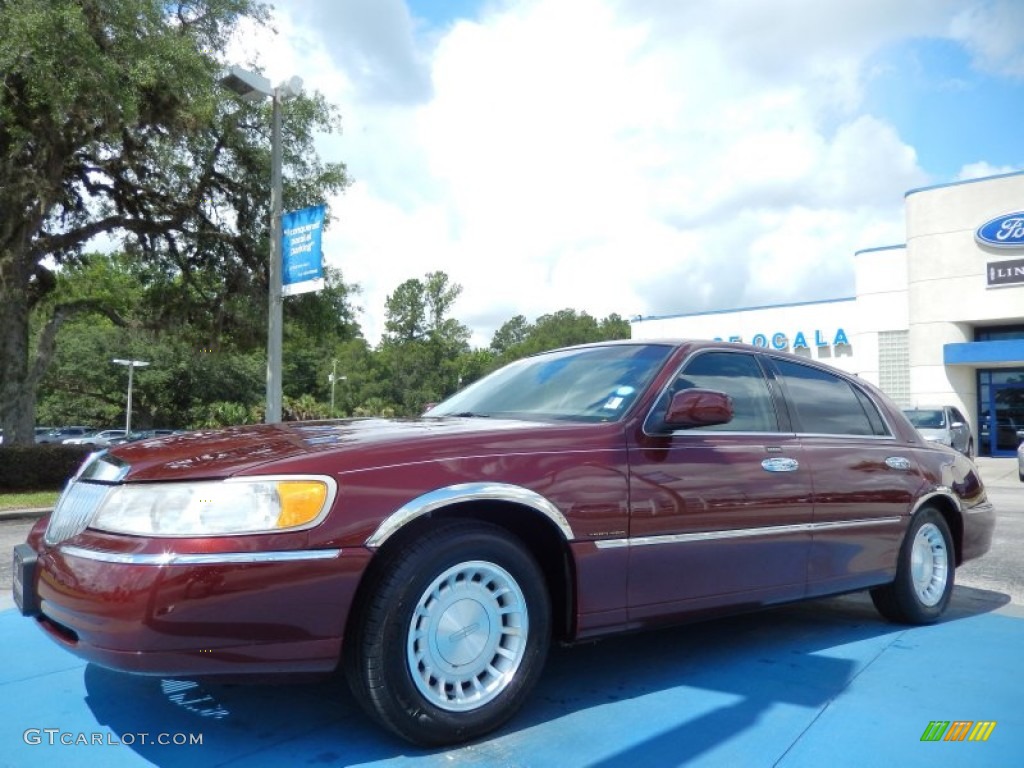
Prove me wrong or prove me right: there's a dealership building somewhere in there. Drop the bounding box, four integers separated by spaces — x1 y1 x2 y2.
631 171 1024 457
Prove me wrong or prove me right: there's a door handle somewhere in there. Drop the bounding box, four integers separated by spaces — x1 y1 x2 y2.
762 457 799 473
885 456 912 471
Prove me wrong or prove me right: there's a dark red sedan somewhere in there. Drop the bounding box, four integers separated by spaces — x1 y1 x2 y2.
13 340 995 746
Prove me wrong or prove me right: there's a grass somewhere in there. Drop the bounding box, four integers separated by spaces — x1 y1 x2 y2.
0 490 60 511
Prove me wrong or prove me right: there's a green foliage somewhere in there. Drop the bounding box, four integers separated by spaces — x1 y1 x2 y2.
1 0 349 444
379 272 472 415
490 309 632 363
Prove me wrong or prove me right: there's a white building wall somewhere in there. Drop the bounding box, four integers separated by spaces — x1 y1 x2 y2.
631 299 860 375
852 245 909 388
904 172 1024 426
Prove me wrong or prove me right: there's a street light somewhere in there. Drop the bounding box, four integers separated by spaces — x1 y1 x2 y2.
219 65 303 424
112 359 150 434
329 359 347 416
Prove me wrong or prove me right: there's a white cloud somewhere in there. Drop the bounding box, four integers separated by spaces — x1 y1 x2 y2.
957 161 1019 181
233 1 1009 347
950 0 1024 78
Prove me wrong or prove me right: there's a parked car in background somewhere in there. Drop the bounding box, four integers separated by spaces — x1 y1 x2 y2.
1018 434 1024 481
902 405 974 456
62 429 127 447
33 427 57 443
15 340 996 747
38 426 94 444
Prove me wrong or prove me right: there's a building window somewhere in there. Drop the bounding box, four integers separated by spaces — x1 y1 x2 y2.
878 330 910 406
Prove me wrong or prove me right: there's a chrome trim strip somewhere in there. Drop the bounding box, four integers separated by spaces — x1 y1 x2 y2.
594 517 903 549
366 482 574 548
912 488 963 515
59 545 342 565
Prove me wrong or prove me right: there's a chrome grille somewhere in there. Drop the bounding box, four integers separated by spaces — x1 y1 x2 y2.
44 481 113 546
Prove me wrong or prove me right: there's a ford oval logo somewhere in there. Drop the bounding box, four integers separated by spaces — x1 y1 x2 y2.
976 212 1024 249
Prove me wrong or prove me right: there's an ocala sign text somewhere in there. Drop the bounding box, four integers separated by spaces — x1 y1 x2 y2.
715 329 851 350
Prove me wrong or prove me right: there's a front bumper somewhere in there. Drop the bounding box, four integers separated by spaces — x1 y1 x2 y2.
15 533 371 677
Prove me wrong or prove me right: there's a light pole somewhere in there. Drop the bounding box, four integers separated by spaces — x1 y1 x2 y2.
219 65 302 424
112 359 150 434
329 360 346 416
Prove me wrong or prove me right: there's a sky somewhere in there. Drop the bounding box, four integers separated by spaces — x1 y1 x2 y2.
226 0 1024 347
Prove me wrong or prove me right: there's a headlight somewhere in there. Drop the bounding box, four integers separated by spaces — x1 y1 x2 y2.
89 476 336 536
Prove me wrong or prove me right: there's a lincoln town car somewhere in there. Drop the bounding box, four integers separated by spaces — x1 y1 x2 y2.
13 340 995 746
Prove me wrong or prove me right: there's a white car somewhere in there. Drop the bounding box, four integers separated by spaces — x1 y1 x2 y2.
63 429 127 447
902 406 974 457
1018 437 1024 482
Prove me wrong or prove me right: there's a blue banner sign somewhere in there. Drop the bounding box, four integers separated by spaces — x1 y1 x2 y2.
976 212 1024 249
281 205 325 296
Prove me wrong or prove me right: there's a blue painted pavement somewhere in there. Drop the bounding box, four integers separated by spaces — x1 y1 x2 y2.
1 589 1020 767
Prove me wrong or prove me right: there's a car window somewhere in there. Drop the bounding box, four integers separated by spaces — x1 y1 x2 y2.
950 408 966 425
903 408 945 429
426 344 673 423
660 351 779 432
774 359 889 436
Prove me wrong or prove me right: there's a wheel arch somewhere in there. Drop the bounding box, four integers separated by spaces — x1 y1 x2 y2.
355 484 577 643
911 491 964 566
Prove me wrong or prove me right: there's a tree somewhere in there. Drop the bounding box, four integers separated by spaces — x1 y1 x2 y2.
490 309 631 363
379 272 471 415
1 0 348 443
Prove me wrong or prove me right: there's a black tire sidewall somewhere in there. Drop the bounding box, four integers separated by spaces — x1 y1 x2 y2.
369 525 551 746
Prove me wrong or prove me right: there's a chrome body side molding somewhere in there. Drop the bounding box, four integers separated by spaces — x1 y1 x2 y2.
59 545 342 566
594 517 903 549
366 482 574 548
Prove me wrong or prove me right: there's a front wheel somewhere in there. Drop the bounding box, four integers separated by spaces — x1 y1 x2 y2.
345 521 551 746
870 508 954 624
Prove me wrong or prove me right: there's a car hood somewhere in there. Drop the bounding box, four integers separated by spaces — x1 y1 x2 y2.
106 417 608 482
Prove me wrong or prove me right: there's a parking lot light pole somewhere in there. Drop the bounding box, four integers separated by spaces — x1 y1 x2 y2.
329 360 346 416
112 359 150 434
218 65 302 424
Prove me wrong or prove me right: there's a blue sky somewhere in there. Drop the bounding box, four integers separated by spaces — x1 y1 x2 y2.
233 0 1024 345
865 37 1024 180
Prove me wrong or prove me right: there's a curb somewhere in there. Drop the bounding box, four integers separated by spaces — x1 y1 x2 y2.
0 507 51 522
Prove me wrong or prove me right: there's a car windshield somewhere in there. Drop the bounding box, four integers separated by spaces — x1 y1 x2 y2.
904 409 945 429
425 344 673 423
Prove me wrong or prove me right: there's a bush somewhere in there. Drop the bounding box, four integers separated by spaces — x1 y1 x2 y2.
0 444 93 491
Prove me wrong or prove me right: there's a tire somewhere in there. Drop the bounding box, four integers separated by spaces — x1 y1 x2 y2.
870 508 954 624
345 520 551 746
965 439 974 458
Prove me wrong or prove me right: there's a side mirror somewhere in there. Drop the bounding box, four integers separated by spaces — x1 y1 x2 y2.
663 388 734 430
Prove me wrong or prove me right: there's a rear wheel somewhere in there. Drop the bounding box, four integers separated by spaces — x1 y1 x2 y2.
871 508 954 624
345 521 551 746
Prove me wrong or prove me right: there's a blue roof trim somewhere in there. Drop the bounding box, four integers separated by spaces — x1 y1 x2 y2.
905 169 1024 199
854 244 906 256
944 340 1024 366
632 296 856 324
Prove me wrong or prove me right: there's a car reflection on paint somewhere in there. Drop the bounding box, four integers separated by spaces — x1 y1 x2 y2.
13 340 995 747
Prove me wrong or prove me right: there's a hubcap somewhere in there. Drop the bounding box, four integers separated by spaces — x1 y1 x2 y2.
407 561 528 712
910 522 949 607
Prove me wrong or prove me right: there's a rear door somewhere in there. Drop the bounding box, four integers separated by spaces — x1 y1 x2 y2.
768 357 924 596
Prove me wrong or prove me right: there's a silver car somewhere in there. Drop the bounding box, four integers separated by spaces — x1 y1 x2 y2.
902 406 974 457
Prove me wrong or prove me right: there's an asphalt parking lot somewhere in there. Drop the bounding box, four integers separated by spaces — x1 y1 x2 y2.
1 459 1021 767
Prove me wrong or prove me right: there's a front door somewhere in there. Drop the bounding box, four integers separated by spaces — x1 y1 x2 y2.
626 349 813 623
